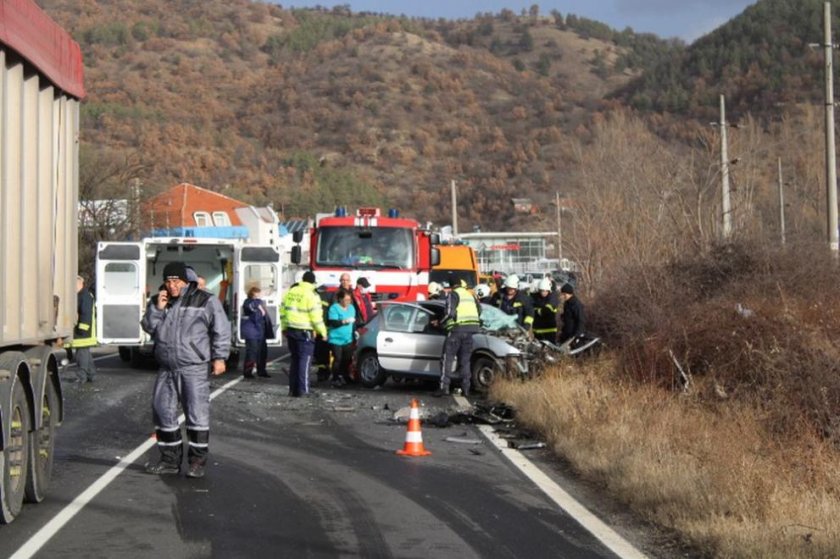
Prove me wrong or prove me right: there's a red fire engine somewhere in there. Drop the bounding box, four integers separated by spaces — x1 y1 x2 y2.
291 208 440 302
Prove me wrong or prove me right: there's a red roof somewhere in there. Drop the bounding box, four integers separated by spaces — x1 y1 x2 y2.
142 183 250 228
0 0 85 98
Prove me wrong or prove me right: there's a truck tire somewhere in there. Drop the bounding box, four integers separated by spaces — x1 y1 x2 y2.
1 353 31 524
25 375 57 504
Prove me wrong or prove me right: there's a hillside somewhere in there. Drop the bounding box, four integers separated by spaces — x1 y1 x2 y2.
37 0 675 229
617 0 828 119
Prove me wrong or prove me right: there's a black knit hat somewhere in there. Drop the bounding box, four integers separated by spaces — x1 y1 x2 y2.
163 262 190 283
302 271 316 283
560 283 574 294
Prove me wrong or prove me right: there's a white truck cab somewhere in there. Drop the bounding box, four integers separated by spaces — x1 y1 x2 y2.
95 238 283 365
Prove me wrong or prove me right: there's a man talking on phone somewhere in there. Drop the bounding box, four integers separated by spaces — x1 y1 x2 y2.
141 261 230 478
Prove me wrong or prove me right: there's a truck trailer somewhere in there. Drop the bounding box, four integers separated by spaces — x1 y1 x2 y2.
0 0 85 523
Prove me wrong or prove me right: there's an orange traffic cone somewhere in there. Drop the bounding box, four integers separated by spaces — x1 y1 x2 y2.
396 399 432 457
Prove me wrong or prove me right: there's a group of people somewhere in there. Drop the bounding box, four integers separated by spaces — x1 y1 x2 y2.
281 271 375 397
427 274 586 397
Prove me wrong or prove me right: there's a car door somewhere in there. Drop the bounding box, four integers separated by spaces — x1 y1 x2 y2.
376 304 423 373
235 245 283 346
407 303 445 377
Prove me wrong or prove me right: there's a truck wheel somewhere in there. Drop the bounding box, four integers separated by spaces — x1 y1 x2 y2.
358 351 388 388
25 375 57 504
471 355 499 394
1 353 31 524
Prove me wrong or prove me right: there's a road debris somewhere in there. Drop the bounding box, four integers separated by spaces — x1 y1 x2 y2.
509 441 547 450
445 436 483 445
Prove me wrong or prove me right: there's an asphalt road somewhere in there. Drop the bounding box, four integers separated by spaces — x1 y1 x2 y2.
0 350 639 559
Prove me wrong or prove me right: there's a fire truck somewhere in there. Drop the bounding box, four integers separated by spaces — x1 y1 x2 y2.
291 208 439 302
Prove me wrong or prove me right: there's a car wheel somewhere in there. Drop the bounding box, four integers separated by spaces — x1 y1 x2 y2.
358 351 388 388
471 355 499 393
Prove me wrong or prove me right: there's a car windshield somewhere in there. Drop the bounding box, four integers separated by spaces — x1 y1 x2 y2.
479 304 519 331
315 226 414 269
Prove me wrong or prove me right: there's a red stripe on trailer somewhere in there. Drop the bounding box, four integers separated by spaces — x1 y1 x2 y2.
0 0 85 99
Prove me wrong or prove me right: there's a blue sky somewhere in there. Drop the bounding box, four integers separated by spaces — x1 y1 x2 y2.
282 1 756 42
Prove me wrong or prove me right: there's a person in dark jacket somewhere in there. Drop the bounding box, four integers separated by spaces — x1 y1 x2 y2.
558 283 585 350
434 281 481 397
352 277 375 324
141 262 230 479
66 275 97 382
241 286 273 379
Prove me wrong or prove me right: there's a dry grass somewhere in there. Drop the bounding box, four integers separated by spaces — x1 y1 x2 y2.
491 363 840 558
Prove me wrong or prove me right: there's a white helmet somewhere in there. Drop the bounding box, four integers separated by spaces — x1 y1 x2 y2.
428 281 442 297
475 283 491 299
503 274 519 290
538 278 553 292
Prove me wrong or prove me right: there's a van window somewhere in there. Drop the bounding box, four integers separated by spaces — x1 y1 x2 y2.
242 263 277 297
102 262 138 296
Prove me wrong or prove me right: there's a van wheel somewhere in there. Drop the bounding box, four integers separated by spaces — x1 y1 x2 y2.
1 353 31 524
358 351 388 388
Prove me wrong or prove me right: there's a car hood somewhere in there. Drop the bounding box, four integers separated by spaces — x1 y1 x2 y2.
473 332 521 356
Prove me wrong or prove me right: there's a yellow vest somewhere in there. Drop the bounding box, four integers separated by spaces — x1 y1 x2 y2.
448 286 480 330
281 282 327 338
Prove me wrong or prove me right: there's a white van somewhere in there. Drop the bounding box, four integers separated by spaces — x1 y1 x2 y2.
95 238 283 365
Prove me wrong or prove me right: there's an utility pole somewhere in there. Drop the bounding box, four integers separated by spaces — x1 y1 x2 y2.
824 2 839 252
555 191 563 261
719 94 733 239
450 179 458 237
778 157 786 246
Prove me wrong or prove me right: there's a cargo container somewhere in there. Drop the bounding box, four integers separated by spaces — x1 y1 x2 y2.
0 0 85 523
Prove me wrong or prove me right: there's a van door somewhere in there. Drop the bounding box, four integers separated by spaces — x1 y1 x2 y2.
95 242 146 344
235 245 282 346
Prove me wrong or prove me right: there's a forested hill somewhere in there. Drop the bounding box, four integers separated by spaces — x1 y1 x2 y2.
37 0 677 229
617 0 829 120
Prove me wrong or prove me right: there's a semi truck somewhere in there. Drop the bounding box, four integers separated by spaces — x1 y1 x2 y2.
95 238 283 364
290 207 439 302
0 0 85 523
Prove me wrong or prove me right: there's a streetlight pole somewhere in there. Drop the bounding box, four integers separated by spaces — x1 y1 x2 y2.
451 179 459 237
778 157 786 246
824 1 839 252
719 94 733 239
555 191 562 261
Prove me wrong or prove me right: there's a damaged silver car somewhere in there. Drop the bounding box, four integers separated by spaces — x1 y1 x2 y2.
353 301 530 392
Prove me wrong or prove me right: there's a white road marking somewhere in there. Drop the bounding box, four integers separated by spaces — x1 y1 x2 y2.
453 395 648 559
10 354 290 559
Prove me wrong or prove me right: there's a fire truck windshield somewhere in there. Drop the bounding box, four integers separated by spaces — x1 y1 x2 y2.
316 226 414 269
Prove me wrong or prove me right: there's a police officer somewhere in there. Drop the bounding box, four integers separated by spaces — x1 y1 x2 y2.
66 275 97 382
532 278 559 342
435 281 481 397
141 262 230 478
281 271 327 397
498 274 534 331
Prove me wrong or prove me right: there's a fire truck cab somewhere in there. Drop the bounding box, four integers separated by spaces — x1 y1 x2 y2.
291 208 439 302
